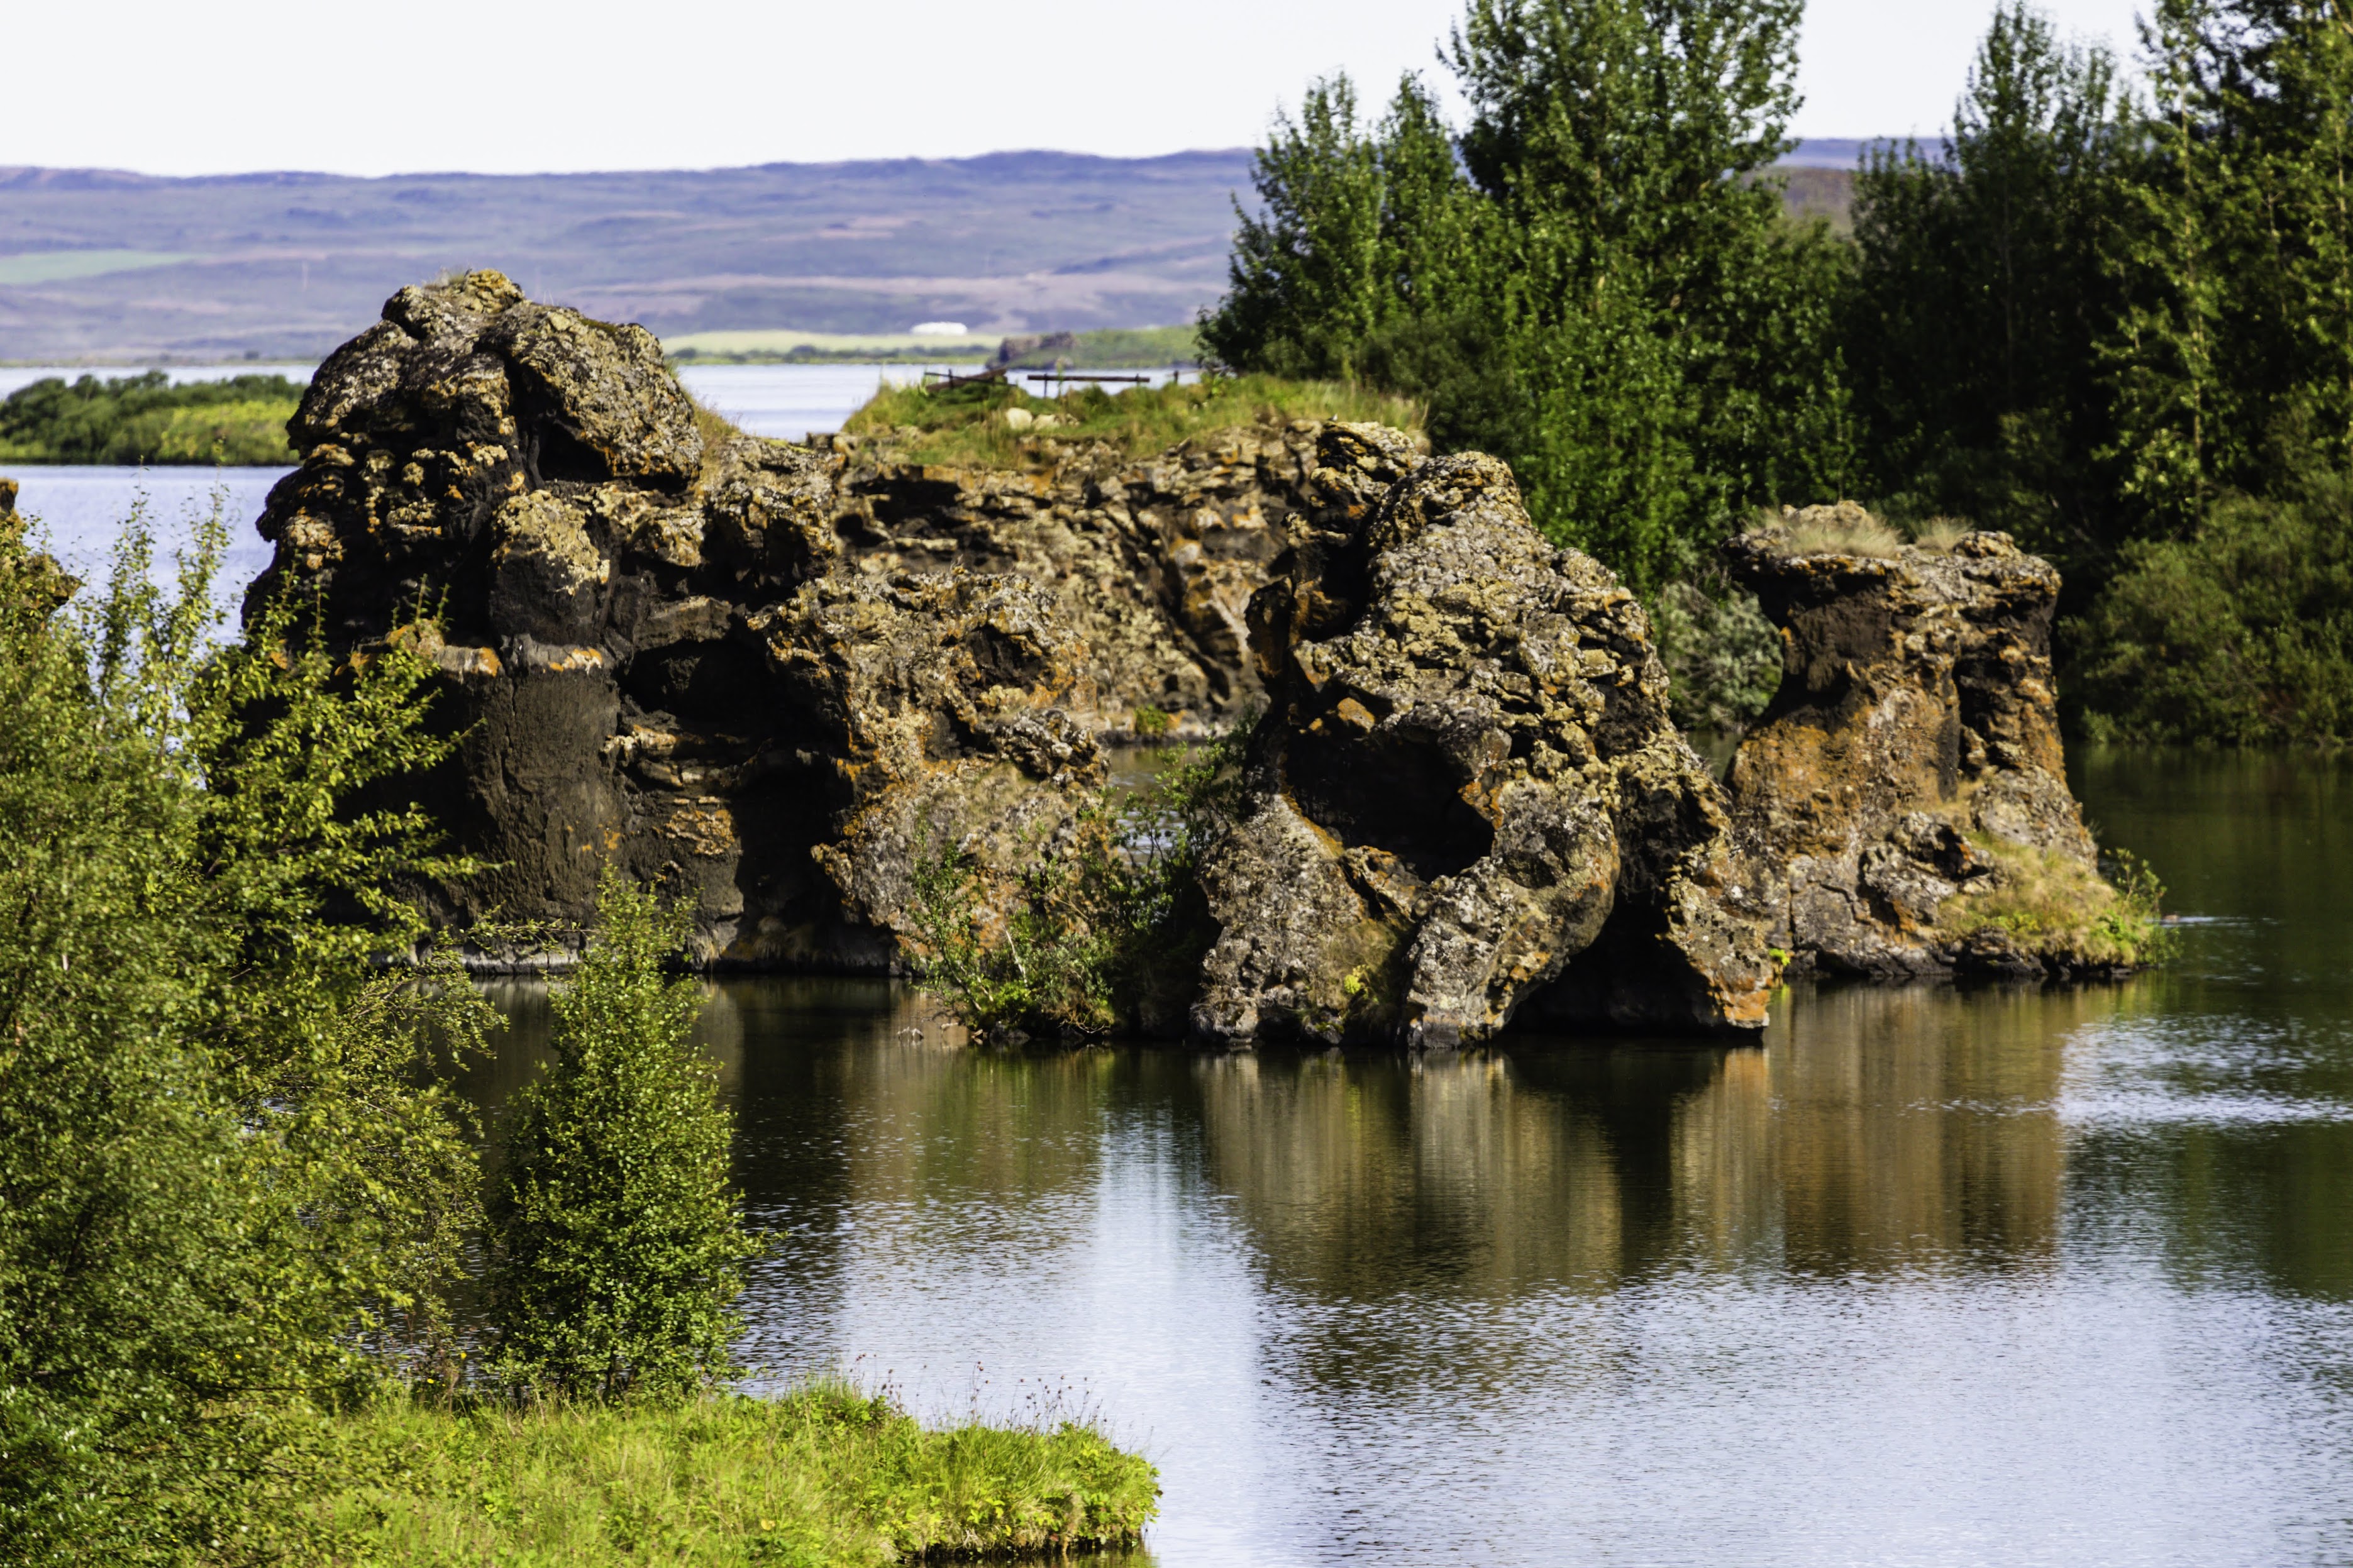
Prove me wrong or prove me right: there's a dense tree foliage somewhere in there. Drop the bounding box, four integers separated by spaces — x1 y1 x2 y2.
0 502 492 1563
0 372 303 466
1844 4 2132 578
1202 0 1851 594
1209 0 2353 743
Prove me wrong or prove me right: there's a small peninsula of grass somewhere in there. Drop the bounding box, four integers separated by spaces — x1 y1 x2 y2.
328 1384 1158 1566
0 369 302 464
841 372 1422 468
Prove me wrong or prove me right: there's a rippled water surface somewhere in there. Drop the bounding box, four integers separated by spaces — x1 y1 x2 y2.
476 754 2352 1565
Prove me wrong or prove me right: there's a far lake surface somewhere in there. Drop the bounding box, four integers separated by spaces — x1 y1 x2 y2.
474 750 2353 1567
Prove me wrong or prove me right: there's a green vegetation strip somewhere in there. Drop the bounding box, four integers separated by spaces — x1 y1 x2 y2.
0 370 301 465
328 1386 1158 1566
843 372 1421 468
668 326 1200 369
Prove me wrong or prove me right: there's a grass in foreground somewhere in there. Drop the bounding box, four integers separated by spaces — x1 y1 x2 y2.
324 1383 1158 1566
841 372 1422 468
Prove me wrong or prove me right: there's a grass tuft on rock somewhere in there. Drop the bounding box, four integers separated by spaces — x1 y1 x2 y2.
1749 500 1906 558
1934 836 2171 968
323 1383 1158 1566
840 373 1422 469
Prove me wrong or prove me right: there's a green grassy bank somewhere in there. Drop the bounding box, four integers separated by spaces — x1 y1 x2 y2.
324 1384 1157 1565
841 370 1421 468
668 326 1199 370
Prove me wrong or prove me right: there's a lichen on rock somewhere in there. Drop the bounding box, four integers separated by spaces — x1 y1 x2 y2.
0 478 77 621
246 273 1131 969
242 274 2142 1022
1190 428 1775 1047
1723 504 2153 978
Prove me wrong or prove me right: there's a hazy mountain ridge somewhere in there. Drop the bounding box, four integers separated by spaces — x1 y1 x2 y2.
0 145 1857 362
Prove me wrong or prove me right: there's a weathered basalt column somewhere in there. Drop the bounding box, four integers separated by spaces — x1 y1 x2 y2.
1723 505 2116 978
1190 427 1776 1047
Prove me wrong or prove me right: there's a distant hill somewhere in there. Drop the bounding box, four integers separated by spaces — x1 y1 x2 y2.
0 152 1254 362
0 141 1868 363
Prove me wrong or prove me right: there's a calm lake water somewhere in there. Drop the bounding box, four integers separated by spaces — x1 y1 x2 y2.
471 748 2353 1567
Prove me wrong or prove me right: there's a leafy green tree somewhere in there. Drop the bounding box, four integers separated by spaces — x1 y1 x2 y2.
1846 3 2132 574
1202 74 1487 382
488 871 757 1403
0 498 492 1563
2108 0 2353 519
1204 0 1851 593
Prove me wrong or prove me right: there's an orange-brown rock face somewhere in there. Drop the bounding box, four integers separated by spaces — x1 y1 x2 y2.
1724 509 2112 978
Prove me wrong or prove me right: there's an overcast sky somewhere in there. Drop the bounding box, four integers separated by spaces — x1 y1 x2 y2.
9 0 2149 179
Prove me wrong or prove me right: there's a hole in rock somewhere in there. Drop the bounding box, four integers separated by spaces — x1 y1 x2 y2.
621 640 775 727
1287 728 1493 881
524 421 612 485
961 624 1052 692
1515 898 1714 1033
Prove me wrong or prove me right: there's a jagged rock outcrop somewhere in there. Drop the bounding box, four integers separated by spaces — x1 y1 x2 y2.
249 274 2127 1008
1190 428 1776 1047
249 272 1114 964
828 419 1354 734
246 273 1310 963
1724 505 2115 978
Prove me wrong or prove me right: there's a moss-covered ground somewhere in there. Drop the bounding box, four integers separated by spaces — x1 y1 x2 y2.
1933 834 2171 968
321 1383 1158 1565
841 372 1422 468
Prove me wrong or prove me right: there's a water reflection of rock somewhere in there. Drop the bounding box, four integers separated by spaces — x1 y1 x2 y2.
1188 988 2105 1306
1192 1051 1635 1296
1770 983 2090 1273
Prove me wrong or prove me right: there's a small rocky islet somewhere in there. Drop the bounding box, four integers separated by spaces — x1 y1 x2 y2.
224 270 2144 1044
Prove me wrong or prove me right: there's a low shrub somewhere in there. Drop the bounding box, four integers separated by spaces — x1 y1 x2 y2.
1649 570 1783 736
904 738 1241 1043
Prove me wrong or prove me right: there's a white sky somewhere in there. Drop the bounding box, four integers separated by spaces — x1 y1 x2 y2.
5 0 2149 178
